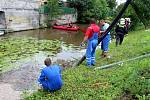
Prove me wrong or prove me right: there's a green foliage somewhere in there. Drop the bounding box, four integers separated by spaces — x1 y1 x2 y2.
106 0 116 10
116 4 143 30
43 0 62 26
61 7 76 14
47 0 62 19
124 5 140 30
24 29 150 99
0 37 61 73
68 0 109 23
106 0 117 16
116 0 150 30
131 0 150 29
92 0 109 19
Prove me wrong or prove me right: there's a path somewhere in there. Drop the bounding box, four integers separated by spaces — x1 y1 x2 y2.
0 83 21 100
0 52 46 100
0 49 85 100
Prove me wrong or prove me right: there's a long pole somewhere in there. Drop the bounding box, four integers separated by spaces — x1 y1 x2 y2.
77 0 132 66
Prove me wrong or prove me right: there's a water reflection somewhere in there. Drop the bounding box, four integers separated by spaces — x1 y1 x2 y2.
4 28 85 46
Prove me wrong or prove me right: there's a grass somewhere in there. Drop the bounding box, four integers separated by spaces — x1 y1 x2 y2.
22 29 150 99
95 29 150 66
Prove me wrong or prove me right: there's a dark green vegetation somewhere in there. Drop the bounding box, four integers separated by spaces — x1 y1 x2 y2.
45 0 62 20
116 0 150 30
131 0 150 29
24 29 150 100
116 4 141 30
0 36 61 73
68 0 150 30
40 0 76 26
41 0 150 30
68 0 109 23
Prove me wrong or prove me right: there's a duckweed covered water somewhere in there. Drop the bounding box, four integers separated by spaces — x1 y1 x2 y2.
0 36 62 73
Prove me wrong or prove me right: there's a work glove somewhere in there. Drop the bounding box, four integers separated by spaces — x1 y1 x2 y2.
80 42 84 47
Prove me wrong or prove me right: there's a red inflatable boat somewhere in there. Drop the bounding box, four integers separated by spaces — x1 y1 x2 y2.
52 25 79 31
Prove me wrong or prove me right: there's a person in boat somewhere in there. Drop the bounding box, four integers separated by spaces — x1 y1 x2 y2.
67 23 73 28
38 58 63 92
80 18 100 67
115 23 127 46
99 20 111 58
53 20 58 26
54 22 58 26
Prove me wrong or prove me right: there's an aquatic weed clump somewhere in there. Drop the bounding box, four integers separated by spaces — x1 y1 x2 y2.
0 37 62 72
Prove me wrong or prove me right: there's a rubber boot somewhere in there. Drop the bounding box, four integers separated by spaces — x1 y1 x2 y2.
103 51 109 58
104 52 111 58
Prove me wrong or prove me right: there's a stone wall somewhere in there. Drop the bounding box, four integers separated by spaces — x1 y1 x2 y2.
0 11 6 29
0 0 78 32
56 13 77 25
0 0 40 32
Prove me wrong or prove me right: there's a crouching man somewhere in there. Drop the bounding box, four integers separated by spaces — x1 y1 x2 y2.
38 58 63 92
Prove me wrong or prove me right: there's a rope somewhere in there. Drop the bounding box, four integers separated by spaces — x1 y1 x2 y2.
77 0 132 66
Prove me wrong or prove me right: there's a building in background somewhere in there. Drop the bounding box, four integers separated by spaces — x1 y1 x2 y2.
0 0 43 32
39 0 77 25
0 0 77 32
55 7 77 25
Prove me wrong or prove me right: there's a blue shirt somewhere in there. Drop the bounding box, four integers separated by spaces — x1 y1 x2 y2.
101 23 110 34
38 65 63 91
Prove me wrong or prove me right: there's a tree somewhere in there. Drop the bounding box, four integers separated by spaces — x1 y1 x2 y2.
124 5 141 30
115 0 150 30
131 0 150 29
46 0 62 21
106 0 116 9
68 0 109 23
116 4 140 30
106 0 117 16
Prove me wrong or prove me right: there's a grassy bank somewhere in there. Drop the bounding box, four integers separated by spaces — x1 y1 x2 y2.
25 29 149 99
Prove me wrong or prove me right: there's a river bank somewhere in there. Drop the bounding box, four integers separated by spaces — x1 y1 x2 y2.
0 28 85 100
25 29 150 100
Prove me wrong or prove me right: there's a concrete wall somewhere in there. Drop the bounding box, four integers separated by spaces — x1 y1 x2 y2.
0 11 6 29
0 0 40 32
0 0 78 32
56 13 77 25
5 9 39 31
